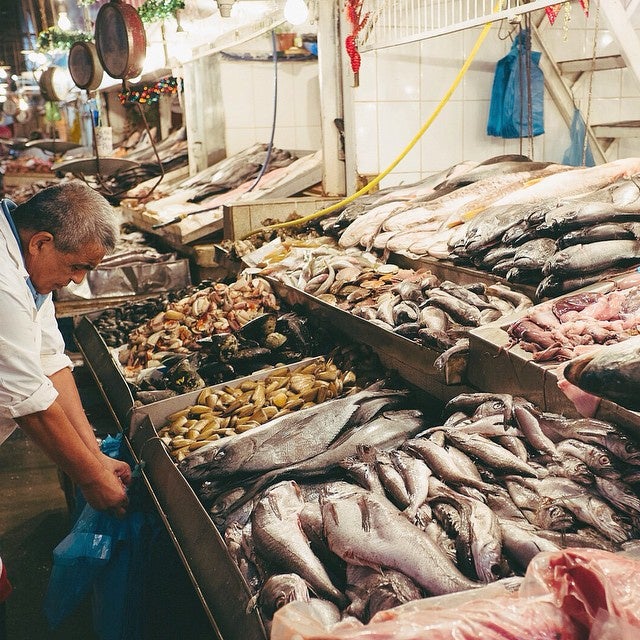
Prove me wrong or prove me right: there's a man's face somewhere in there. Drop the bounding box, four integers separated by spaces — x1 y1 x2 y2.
25 232 105 294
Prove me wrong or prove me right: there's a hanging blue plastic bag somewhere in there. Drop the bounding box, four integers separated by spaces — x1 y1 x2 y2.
488 30 545 138
562 107 595 166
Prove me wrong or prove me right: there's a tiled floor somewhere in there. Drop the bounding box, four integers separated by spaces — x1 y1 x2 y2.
0 365 214 640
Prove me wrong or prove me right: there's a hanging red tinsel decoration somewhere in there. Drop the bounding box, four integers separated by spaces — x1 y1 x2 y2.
344 0 369 86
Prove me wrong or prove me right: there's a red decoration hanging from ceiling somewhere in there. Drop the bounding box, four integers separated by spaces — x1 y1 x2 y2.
344 0 370 87
546 0 589 25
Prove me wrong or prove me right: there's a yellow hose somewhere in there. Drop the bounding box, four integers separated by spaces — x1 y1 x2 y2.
242 2 504 240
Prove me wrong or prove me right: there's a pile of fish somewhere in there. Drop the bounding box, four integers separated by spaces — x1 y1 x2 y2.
157 357 359 461
102 126 190 197
173 142 297 204
451 169 640 299
116 275 279 378
179 389 640 628
256 240 533 355
506 270 640 363
329 156 640 299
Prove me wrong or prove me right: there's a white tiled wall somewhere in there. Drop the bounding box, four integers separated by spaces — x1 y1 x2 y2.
349 3 640 188
220 58 322 155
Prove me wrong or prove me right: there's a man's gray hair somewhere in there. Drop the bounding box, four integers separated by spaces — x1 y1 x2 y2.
12 180 119 253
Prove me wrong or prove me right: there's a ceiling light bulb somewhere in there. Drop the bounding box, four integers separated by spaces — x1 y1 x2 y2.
18 97 29 111
0 69 7 80
284 0 308 25
57 11 71 30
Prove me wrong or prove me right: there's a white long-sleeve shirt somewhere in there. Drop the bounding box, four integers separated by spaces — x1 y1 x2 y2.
0 199 73 445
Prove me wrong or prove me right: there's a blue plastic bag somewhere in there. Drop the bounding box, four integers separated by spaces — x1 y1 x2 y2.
563 107 595 167
43 433 155 639
487 30 545 138
43 502 125 629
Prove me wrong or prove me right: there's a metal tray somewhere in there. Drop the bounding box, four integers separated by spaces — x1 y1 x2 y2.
74 316 135 431
129 416 268 640
265 277 474 403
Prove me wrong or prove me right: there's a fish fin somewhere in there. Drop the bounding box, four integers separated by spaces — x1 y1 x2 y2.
357 495 372 532
460 206 486 222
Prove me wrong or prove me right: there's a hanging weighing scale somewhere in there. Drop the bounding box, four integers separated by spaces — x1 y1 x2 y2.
54 37 141 185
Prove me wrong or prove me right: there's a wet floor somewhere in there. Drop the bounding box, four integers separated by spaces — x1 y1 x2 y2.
0 364 214 640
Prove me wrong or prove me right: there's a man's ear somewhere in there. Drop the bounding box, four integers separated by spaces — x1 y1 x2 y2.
28 231 54 253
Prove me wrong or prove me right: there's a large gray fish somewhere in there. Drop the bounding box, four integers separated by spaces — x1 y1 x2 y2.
443 431 539 477
251 481 346 605
558 221 640 248
564 334 640 412
512 238 558 271
320 487 480 595
224 410 426 514
179 384 406 481
538 476 631 544
542 239 640 277
402 437 494 492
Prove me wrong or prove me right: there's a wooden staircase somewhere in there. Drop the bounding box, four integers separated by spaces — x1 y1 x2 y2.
533 0 640 162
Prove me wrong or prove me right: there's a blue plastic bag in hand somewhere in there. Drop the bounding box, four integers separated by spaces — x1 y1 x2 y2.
43 502 125 628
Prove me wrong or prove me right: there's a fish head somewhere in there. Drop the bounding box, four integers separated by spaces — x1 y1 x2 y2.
257 573 310 619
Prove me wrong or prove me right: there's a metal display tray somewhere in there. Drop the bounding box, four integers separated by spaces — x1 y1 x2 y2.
264 277 474 403
128 414 268 640
74 316 135 432
55 257 191 301
467 277 640 436
390 253 538 300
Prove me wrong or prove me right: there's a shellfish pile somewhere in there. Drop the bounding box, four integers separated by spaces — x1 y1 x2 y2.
157 357 358 461
117 276 279 377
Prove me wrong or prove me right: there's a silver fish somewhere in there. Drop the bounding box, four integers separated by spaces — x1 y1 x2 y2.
375 449 411 509
543 239 640 277
498 518 560 571
444 431 539 478
556 439 621 479
251 481 346 605
180 384 405 481
538 477 631 544
403 438 494 492
389 449 432 520
594 475 640 515
321 487 480 596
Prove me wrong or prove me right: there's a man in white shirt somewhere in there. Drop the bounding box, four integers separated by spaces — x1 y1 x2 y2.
0 181 131 617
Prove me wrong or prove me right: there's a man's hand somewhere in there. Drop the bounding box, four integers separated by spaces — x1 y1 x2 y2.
101 453 132 486
79 466 129 518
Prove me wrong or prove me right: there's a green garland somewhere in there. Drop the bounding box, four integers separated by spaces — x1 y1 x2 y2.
37 26 92 53
138 0 185 23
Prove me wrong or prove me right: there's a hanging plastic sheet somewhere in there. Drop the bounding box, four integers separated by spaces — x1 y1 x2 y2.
562 107 595 167
487 30 545 138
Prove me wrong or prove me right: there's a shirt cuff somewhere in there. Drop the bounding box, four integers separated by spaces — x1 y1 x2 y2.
41 353 74 376
5 380 58 418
